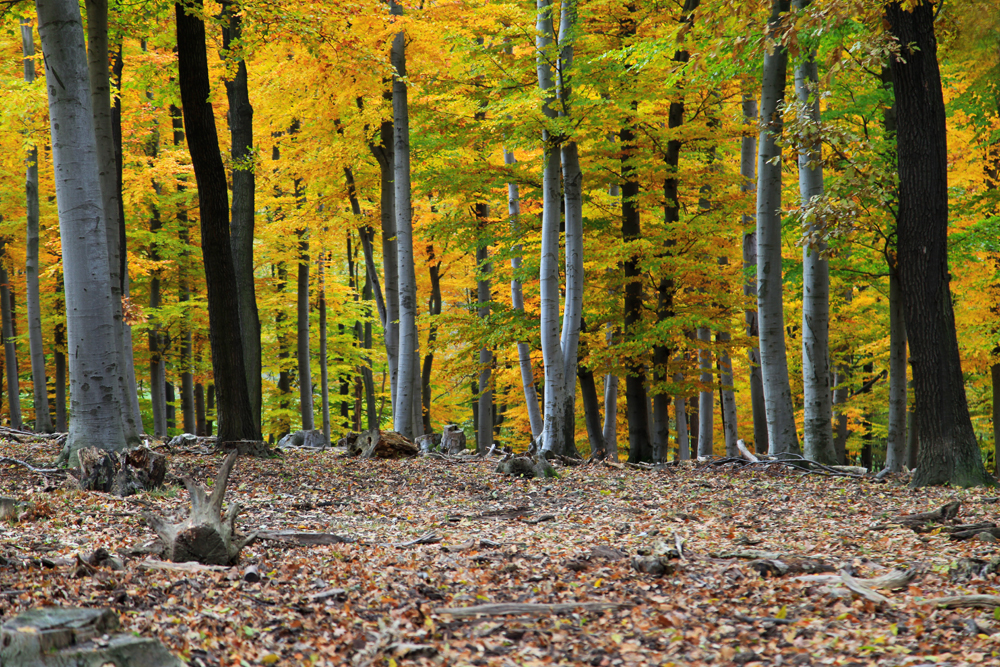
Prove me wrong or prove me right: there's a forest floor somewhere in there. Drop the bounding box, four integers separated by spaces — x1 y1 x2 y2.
2 436 1000 667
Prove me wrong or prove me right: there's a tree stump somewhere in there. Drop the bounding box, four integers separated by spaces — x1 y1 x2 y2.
347 429 418 459
216 439 273 457
77 446 167 496
0 607 184 667
496 453 557 479
142 451 256 565
440 425 467 454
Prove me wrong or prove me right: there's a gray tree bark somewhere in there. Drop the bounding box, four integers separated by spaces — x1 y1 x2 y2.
86 0 142 444
297 227 313 431
717 330 739 457
37 0 127 462
390 1 420 439
504 149 544 440
477 204 493 454
318 254 330 444
794 1 835 463
0 243 23 430
756 0 800 456
22 19 51 433
697 327 713 457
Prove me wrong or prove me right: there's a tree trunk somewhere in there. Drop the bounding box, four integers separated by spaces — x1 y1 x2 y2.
756 0 800 456
718 331 739 457
674 390 690 460
54 315 66 432
318 254 330 444
22 19 51 434
172 105 197 436
884 268 908 472
165 382 176 430
741 96 768 454
794 1 835 464
149 200 167 437
362 268 377 431
221 0 262 439
37 0 127 463
423 244 442 434
390 2 420 439
86 0 141 444
476 205 494 454
578 320 606 458
175 0 256 445
297 227 313 431
697 328 713 457
887 1 990 487
0 245 23 430
276 263 291 438
504 149 544 439
195 383 206 436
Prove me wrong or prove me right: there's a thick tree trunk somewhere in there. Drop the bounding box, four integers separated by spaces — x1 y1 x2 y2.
888 1 989 487
37 0 127 462
793 3 835 463
86 0 141 444
0 248 22 430
297 228 313 431
221 1 262 439
175 0 256 444
756 0 800 456
884 269 908 472
390 3 420 439
22 20 51 434
504 150 544 439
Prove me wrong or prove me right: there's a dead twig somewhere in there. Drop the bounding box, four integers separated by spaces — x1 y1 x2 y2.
0 457 63 475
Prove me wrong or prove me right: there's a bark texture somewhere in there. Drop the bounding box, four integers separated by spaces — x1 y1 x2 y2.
887 1 990 487
175 0 256 445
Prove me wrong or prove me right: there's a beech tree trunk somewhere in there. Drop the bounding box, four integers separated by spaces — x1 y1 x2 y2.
756 0 800 456
421 243 441 434
505 149 544 440
390 1 420 439
175 0 256 444
22 19 51 434
54 312 66 432
171 105 197 436
318 254 330 444
477 205 493 454
794 1 835 464
297 227 313 431
221 0 262 439
887 1 989 486
741 95 768 454
86 0 142 444
697 328 713 457
0 246 22 430
37 0 127 462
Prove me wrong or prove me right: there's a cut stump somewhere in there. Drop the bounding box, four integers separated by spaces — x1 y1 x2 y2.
0 607 184 667
77 446 167 496
142 451 256 565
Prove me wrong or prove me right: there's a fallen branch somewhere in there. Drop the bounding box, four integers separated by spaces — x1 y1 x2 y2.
737 440 759 463
923 595 1000 609
893 501 961 526
795 567 918 591
0 457 62 475
435 602 629 618
257 530 354 546
395 532 441 548
839 569 891 605
137 559 231 573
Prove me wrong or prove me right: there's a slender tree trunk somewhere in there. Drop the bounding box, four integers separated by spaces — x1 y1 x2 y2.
318 254 330 444
578 320 606 458
22 19 51 433
0 244 23 430
504 149 544 439
422 244 442 434
697 328 713 457
717 339 739 456
884 269 908 471
602 329 619 461
362 269 377 431
476 205 494 453
757 0 800 456
221 0 262 439
86 0 141 444
149 201 167 437
195 383 206 436
741 95 768 454
794 1 835 463
171 105 196 436
905 378 918 469
887 1 990 487
165 382 175 430
175 0 256 444
674 389 690 460
37 0 127 462
297 225 313 431
54 314 66 432
390 1 420 439
207 384 215 435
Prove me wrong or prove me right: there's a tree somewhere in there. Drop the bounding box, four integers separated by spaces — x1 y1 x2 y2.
21 17 51 433
36 0 127 463
886 0 991 487
175 0 256 445
756 0 800 456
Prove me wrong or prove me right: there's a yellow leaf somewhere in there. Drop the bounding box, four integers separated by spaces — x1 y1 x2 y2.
594 578 602 588
262 654 279 664
776 605 787 619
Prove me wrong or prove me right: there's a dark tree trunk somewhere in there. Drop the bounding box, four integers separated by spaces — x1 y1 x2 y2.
171 104 197 436
422 243 442 435
276 263 291 438
54 317 67 432
221 0 262 439
578 320 606 458
195 383 206 436
207 384 215 436
175 0 255 444
476 204 493 453
165 382 176 431
887 1 990 487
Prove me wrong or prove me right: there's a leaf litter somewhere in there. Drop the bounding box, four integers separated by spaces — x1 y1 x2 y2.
3 437 1000 667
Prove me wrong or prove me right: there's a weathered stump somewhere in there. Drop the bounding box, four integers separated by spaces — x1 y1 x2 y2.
277 429 327 450
440 424 467 454
77 446 167 496
142 451 256 565
0 607 183 667
496 453 557 479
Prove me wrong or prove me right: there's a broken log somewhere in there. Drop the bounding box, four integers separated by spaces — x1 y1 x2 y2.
347 428 418 458
435 602 629 617
257 530 354 545
142 451 256 565
923 594 1000 609
893 501 961 526
749 557 835 578
795 567 917 591
0 607 184 667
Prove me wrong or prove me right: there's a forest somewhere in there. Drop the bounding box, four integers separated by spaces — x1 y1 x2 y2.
1 0 999 482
